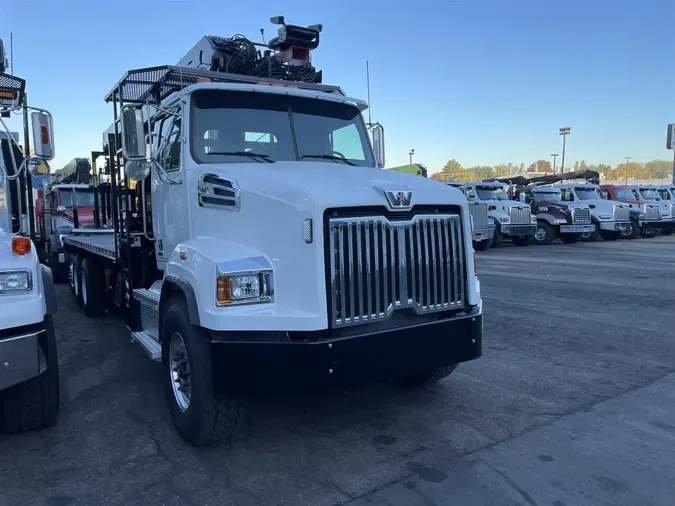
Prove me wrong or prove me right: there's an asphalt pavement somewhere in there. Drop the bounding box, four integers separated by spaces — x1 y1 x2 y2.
1 235 674 506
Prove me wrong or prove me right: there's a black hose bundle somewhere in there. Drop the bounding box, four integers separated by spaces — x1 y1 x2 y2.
209 35 258 75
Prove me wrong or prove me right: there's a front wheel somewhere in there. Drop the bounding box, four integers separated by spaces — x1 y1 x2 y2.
161 297 246 447
581 224 599 242
599 230 620 241
512 235 533 246
398 364 458 387
2 316 60 433
473 236 494 251
533 221 555 245
661 227 672 236
560 233 582 244
622 219 640 239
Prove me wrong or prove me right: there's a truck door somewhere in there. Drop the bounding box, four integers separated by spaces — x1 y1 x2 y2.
152 115 187 269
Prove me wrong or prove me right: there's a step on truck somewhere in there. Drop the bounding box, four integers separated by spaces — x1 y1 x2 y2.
632 185 674 236
556 183 630 242
457 181 536 247
446 182 495 250
598 184 662 239
517 186 594 245
60 18 483 447
0 48 60 433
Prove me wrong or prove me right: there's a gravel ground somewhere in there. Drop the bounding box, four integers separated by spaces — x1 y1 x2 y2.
1 235 673 506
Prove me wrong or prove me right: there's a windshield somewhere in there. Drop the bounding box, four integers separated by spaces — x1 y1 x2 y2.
532 191 561 202
575 188 601 200
613 188 636 200
59 189 95 207
476 186 508 200
190 90 374 167
657 189 671 200
639 189 659 200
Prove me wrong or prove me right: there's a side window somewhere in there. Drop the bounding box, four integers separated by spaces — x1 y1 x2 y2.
598 189 609 199
330 124 366 161
561 189 574 202
161 120 182 173
463 187 476 201
525 191 533 203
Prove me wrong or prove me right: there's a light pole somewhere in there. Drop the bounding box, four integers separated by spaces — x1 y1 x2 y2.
624 156 631 184
550 153 559 174
559 127 572 172
409 149 415 165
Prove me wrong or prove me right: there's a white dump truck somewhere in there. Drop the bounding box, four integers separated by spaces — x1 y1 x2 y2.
0 49 60 433
60 18 483 446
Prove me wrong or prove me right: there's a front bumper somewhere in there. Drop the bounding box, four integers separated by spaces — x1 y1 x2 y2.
210 305 483 392
473 227 495 242
598 221 630 232
0 320 46 391
639 219 664 229
501 224 537 236
560 224 595 233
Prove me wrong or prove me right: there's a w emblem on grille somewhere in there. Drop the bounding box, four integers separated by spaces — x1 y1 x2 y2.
384 189 414 210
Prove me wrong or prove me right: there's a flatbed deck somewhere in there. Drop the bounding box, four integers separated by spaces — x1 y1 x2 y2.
63 231 116 261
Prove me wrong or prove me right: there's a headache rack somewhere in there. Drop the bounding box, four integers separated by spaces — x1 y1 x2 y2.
104 65 345 105
0 72 26 110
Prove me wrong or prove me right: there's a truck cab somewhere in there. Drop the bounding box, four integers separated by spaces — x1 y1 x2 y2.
459 181 536 247
446 181 495 250
556 183 630 241
634 185 674 236
0 58 60 433
61 19 483 447
598 184 662 239
519 186 593 245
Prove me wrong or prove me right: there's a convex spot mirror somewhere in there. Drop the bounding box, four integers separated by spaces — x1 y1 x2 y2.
124 160 151 182
28 157 50 180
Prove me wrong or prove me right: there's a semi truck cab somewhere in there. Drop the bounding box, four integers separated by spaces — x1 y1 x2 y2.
599 184 662 239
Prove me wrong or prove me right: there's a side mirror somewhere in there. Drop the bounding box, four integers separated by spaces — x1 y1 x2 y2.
120 106 147 160
370 123 385 169
56 205 67 214
31 111 55 160
27 157 51 180
519 193 526 202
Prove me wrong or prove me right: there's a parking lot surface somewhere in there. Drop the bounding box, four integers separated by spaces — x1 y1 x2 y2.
1 236 674 506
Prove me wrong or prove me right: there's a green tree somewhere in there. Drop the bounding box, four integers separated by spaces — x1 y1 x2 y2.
534 160 552 173
436 159 464 181
615 162 644 182
467 165 494 180
493 164 510 177
644 160 672 179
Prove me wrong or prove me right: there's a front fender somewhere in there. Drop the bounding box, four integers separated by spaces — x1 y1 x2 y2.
629 209 642 221
534 213 557 225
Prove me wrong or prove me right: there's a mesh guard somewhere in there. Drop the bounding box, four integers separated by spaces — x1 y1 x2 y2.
0 72 26 110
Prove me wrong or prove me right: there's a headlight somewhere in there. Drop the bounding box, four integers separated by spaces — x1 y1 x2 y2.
500 217 509 223
599 215 612 220
0 270 32 294
216 271 272 306
530 215 538 224
638 213 646 219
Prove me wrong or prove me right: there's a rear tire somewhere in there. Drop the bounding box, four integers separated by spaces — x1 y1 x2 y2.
2 316 60 433
473 236 493 251
81 258 106 317
533 221 555 245
560 233 581 244
161 296 246 447
71 255 83 306
399 364 458 387
581 224 599 242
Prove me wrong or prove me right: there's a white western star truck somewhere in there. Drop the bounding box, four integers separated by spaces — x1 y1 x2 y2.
61 18 483 447
0 45 60 433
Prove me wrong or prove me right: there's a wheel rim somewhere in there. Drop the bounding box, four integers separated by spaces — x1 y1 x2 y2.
81 268 88 305
72 262 78 296
621 224 633 237
169 332 191 411
534 227 547 241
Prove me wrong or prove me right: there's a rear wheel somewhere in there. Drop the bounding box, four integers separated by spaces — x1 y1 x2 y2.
581 224 599 242
2 316 60 433
512 235 533 246
533 221 555 245
473 236 494 251
71 255 83 306
81 258 106 317
560 233 582 244
399 364 458 387
161 296 246 447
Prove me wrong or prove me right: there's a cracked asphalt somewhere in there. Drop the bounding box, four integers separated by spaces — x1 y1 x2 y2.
1 235 674 506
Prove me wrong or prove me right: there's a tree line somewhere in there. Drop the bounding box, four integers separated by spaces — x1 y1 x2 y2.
430 159 673 182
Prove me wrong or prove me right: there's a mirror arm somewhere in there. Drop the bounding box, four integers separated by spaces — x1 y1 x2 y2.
151 158 182 185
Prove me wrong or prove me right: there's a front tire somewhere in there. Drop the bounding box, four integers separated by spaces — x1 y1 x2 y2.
599 230 620 241
473 236 494 251
582 224 599 242
398 364 458 387
560 233 582 244
2 316 60 433
161 296 246 447
512 235 533 246
622 219 640 239
533 221 555 245
491 227 503 248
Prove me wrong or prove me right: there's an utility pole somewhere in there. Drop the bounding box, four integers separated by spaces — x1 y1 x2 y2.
550 153 559 174
624 156 631 185
559 127 572 172
409 149 415 165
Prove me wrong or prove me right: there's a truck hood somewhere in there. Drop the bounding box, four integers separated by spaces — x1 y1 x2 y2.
197 161 466 209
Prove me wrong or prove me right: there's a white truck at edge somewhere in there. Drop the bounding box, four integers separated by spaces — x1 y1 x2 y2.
61 21 483 447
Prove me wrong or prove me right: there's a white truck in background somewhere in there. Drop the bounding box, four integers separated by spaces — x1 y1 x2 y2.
60 17 484 446
0 45 60 433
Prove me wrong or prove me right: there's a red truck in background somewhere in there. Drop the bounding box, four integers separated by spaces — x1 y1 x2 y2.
598 184 661 239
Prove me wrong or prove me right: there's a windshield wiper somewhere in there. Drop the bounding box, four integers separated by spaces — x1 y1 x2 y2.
299 154 356 166
207 151 274 163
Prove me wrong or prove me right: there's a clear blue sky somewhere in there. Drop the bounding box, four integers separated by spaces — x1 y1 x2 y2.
1 0 673 173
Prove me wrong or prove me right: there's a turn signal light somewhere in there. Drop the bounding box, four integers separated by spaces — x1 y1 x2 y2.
216 276 231 305
11 236 31 256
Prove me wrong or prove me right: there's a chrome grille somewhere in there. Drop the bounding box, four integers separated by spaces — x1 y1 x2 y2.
328 214 465 328
468 203 489 229
645 205 660 220
670 203 675 217
509 206 531 224
612 205 629 221
572 208 591 224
